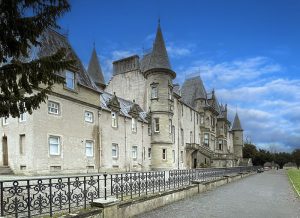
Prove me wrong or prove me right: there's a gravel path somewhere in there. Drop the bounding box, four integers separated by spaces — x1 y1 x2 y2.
136 169 300 218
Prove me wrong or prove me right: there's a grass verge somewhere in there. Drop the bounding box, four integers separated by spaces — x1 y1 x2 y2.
287 168 300 197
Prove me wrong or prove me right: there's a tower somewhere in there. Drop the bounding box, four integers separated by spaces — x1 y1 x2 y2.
231 113 243 158
143 22 176 170
87 47 106 90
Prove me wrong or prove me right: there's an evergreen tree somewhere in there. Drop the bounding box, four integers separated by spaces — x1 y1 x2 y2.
0 0 74 118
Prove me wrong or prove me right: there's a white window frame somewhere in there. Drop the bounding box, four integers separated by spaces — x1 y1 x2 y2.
84 111 94 123
48 101 60 115
154 118 160 132
85 140 94 157
65 71 75 90
49 136 60 156
111 112 118 128
131 118 137 132
112 143 118 158
132 146 138 159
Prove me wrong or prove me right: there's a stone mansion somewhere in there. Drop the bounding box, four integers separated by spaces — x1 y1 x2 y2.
0 23 247 175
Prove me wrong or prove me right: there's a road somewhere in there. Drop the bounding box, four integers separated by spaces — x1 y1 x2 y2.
137 170 300 218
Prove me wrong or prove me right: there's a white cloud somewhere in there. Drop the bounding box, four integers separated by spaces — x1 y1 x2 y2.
166 45 191 57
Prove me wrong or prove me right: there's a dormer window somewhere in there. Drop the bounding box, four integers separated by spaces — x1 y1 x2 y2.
132 118 137 132
111 112 118 128
66 71 75 90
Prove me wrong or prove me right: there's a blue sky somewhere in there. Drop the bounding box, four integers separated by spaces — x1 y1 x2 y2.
58 0 300 152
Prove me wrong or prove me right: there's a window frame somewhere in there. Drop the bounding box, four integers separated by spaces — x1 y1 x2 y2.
49 135 61 156
151 85 158 99
85 140 94 157
111 112 118 128
112 143 118 159
84 111 94 123
154 118 160 132
65 70 75 90
148 147 151 159
162 148 167 160
204 133 209 147
131 118 137 133
2 117 8 125
132 146 138 160
48 101 60 115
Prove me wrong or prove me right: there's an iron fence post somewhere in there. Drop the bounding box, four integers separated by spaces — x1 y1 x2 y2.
1 181 4 217
104 173 107 200
27 180 31 217
49 179 53 217
68 178 71 213
84 177 87 209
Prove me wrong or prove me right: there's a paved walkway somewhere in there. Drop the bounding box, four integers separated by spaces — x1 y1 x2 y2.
137 170 300 218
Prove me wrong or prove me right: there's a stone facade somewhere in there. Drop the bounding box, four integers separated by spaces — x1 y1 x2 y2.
0 24 245 175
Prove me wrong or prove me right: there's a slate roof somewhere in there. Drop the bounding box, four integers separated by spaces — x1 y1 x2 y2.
87 47 105 87
207 90 221 114
37 29 98 91
142 23 171 72
100 92 148 122
231 113 243 131
181 76 207 108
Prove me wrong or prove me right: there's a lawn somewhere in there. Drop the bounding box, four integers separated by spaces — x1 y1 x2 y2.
287 168 300 197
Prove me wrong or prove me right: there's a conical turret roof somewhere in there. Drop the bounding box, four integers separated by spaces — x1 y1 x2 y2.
232 113 243 131
87 47 105 87
147 23 171 71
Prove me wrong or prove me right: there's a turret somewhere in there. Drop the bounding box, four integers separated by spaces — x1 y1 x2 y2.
87 47 106 90
144 22 176 170
231 113 243 158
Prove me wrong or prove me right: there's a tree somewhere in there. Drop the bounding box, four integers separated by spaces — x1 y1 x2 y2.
0 0 74 118
274 152 291 169
243 143 257 159
292 149 300 169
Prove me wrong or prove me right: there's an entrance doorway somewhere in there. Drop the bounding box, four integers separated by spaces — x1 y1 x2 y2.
193 158 197 169
2 136 8 166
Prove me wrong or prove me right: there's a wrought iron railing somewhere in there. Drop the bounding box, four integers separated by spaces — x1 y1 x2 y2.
0 166 258 217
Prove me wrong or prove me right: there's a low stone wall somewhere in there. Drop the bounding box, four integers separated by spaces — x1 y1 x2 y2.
71 172 254 218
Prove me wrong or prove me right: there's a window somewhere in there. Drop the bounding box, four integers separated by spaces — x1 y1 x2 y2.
49 136 60 155
181 128 184 146
218 140 223 150
151 85 158 99
190 131 193 143
112 143 118 158
132 118 137 132
19 134 25 154
19 113 26 122
162 149 167 160
169 119 172 134
204 133 209 147
198 133 201 144
172 150 175 163
181 104 183 117
148 124 151 136
85 141 94 157
181 151 184 163
148 148 151 159
111 112 118 127
190 109 192 121
48 101 60 115
154 118 159 132
168 86 172 100
172 126 175 143
200 115 204 125
66 71 75 90
132 146 138 159
196 114 199 124
84 111 94 123
2 117 8 125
